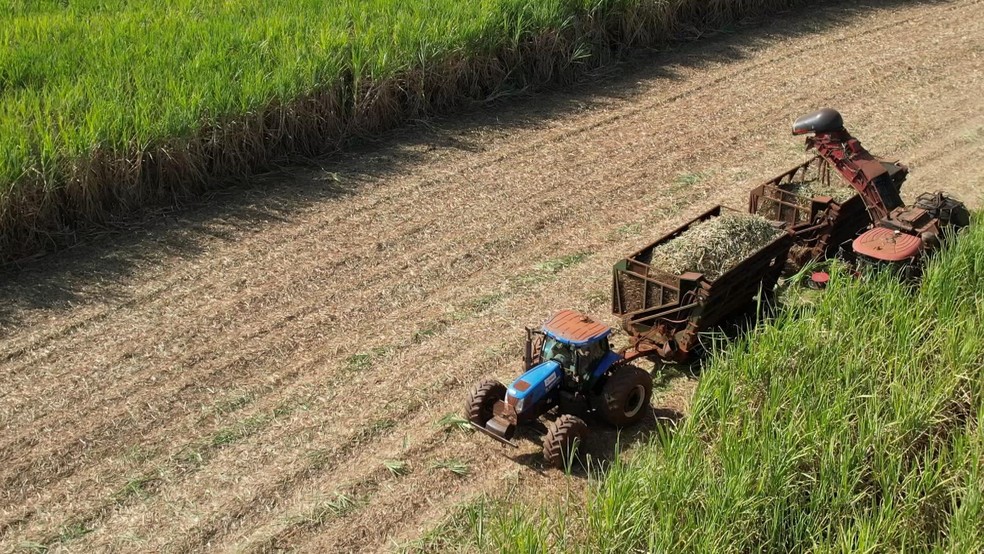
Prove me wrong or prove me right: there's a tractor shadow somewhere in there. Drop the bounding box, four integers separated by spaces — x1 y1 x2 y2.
506 404 685 478
690 294 782 361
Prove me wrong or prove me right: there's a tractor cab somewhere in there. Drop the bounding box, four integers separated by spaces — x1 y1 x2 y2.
851 226 924 280
526 310 617 390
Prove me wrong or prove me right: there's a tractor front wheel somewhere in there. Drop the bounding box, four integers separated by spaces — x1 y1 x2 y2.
465 379 507 426
542 414 588 468
593 365 653 427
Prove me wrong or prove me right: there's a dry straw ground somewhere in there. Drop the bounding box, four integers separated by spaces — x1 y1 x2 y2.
0 0 982 552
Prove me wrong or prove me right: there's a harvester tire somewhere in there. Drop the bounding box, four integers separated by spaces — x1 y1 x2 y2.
593 365 653 427
465 379 507 426
542 414 588 468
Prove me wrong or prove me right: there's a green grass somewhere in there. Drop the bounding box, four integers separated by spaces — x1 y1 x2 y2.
345 353 374 372
345 346 392 371
210 412 272 447
535 252 592 274
437 413 473 433
289 492 360 527
383 459 411 477
56 522 94 544
673 170 706 187
112 472 160 504
473 218 984 552
0 0 807 258
400 496 496 553
432 459 471 477
470 290 510 313
213 393 254 415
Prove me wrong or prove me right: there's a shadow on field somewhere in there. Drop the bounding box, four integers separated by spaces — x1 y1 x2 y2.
0 0 921 328
504 405 685 478
501 359 698 475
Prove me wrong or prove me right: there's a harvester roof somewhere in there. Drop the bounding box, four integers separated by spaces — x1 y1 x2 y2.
542 310 611 347
852 227 922 262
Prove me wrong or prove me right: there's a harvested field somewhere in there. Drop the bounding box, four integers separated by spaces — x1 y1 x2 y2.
0 0 982 552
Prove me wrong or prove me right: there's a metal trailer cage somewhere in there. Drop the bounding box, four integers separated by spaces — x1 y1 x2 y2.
612 205 793 360
747 155 870 265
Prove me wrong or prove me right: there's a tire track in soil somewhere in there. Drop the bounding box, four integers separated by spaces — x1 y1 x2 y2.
23 86 776 544
0 0 964 416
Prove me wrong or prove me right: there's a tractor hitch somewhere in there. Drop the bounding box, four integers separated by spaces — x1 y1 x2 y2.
469 421 519 448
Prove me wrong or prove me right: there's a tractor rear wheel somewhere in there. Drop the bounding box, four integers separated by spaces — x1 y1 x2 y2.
465 379 507 426
592 365 653 427
542 414 588 468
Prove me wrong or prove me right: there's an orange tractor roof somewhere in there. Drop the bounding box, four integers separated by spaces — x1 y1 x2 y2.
852 227 922 262
542 310 612 346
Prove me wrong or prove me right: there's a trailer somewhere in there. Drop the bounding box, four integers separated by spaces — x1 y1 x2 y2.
612 205 793 361
748 154 907 266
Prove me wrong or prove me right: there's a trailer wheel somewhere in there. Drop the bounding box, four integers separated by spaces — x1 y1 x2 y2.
593 365 653 427
465 379 507 426
542 414 588 468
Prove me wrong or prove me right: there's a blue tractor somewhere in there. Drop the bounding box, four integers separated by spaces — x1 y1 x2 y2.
465 310 654 467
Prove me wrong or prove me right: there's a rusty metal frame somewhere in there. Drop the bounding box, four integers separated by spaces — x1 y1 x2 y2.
612 206 793 362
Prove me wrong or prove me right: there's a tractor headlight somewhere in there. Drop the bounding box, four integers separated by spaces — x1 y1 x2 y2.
515 398 525 413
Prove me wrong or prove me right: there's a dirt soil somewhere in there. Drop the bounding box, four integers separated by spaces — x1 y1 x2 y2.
1 0 982 551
